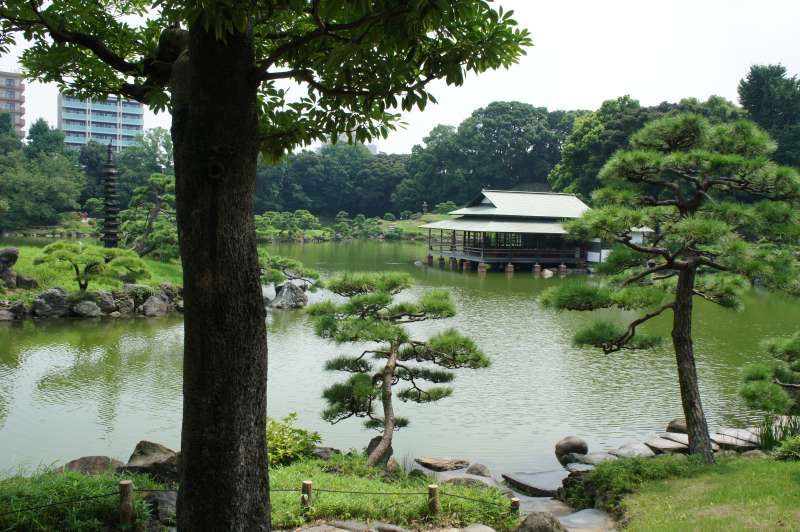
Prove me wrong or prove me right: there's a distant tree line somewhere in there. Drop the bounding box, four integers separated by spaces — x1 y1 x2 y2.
3 63 800 233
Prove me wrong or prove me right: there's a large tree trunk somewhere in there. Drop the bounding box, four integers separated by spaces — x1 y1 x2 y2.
171 24 270 530
672 266 715 464
368 345 398 467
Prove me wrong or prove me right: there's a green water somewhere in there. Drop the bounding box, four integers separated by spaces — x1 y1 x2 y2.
1 240 798 475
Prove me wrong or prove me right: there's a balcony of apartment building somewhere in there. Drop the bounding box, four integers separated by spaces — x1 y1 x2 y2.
0 91 25 104
62 109 88 121
120 114 143 126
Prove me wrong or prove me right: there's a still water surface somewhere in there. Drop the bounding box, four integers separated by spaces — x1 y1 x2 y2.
2 241 798 475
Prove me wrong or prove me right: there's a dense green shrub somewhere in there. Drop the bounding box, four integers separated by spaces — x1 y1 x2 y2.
741 332 800 417
774 436 800 460
267 413 321 466
433 201 458 214
561 455 712 514
383 212 396 221
572 320 661 350
0 470 164 531
540 282 613 311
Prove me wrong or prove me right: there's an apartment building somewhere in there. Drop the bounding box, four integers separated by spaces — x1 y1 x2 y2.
57 93 144 150
0 70 26 138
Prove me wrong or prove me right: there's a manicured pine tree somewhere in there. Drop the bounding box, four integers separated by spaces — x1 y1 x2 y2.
541 113 800 464
307 272 489 466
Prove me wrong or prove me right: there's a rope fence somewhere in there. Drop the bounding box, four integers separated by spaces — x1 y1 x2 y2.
0 479 521 525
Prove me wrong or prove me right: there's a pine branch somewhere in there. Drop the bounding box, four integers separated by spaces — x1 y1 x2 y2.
603 301 675 353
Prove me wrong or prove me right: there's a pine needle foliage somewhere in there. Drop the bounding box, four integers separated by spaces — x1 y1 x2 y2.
307 272 489 466
541 113 800 463
741 332 800 415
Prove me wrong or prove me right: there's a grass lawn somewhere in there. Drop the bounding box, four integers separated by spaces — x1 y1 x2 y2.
379 213 450 238
623 458 800 531
1 455 517 531
270 454 516 530
4 243 183 303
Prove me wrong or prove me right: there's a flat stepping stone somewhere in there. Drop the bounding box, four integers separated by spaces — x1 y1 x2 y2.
659 432 720 452
644 436 688 454
501 470 569 497
578 452 617 466
710 433 757 451
609 442 655 459
565 463 595 473
513 494 574 517
415 457 469 471
716 428 760 445
558 508 613 530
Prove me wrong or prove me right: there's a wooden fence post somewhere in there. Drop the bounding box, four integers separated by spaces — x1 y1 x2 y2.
301 480 313 511
510 497 520 514
428 484 440 515
118 480 133 526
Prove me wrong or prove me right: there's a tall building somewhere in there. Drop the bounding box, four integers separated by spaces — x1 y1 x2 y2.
57 94 144 150
0 70 26 138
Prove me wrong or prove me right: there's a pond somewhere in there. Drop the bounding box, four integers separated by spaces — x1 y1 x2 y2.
1 240 797 476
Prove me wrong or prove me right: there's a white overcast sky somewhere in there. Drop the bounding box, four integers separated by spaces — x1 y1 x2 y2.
2 0 800 153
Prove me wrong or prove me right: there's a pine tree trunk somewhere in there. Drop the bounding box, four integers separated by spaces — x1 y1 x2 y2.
368 345 397 467
672 266 715 464
171 24 270 530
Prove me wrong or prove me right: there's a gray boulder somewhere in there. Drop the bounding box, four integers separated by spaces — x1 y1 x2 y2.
0 309 14 321
666 418 688 434
610 442 655 459
115 296 135 315
61 455 124 475
141 295 169 316
466 463 491 477
73 300 102 318
33 288 71 318
92 291 117 313
159 283 181 303
0 247 19 270
555 436 588 465
385 458 401 474
271 282 308 309
0 247 19 288
9 301 29 319
119 440 180 484
567 452 617 466
144 490 177 526
366 435 393 466
463 525 496 532
312 446 341 460
515 512 567 532
558 509 612 530
414 457 469 471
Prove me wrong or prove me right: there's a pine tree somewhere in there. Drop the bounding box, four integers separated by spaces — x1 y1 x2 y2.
541 113 800 463
307 272 489 466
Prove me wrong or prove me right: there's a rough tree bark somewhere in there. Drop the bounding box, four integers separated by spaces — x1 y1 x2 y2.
672 266 715 464
171 24 270 530
368 344 398 466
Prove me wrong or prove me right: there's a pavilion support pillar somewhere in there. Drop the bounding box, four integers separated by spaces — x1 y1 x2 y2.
449 257 458 271
438 256 446 269
533 263 542 276
559 263 568 276
477 263 489 274
505 262 514 274
462 260 472 272
427 255 434 267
